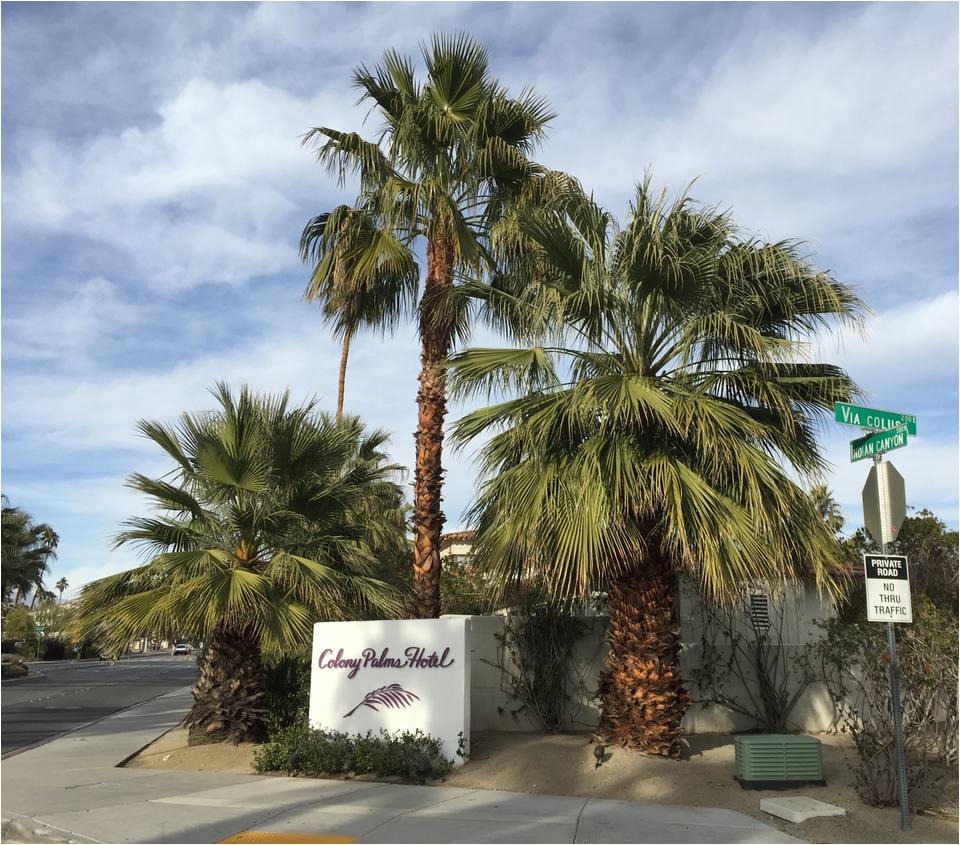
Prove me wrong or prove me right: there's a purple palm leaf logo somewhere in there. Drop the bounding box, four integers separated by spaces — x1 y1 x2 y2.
343 683 420 717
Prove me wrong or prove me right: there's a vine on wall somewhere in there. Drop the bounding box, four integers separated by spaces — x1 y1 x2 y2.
491 593 590 731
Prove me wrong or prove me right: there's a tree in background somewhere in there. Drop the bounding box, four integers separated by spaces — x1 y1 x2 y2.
300 203 418 421
895 508 958 610
4 605 34 644
71 384 407 745
301 33 564 618
811 484 845 535
1 496 59 606
56 577 69 605
449 179 866 756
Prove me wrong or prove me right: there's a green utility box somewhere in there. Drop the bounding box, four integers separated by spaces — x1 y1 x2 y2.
734 735 825 789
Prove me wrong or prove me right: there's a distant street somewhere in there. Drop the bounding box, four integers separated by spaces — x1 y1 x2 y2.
0 653 198 756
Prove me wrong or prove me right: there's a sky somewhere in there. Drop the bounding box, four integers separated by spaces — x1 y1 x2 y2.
2 2 958 600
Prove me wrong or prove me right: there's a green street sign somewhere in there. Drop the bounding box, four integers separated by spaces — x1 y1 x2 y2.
835 402 916 436
35 627 45 635
850 425 909 463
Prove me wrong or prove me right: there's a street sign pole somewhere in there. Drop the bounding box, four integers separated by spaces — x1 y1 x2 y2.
875 453 910 831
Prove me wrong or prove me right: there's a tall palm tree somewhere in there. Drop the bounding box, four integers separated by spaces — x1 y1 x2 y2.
70 384 407 745
301 33 561 618
448 181 867 757
56 577 69 605
1 496 59 605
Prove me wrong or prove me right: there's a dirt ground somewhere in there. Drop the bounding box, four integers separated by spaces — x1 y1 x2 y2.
127 728 958 844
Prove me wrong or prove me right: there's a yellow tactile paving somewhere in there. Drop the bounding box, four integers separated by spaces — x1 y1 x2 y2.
218 833 357 844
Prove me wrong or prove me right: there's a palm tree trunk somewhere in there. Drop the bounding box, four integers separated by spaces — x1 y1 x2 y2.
186 621 267 745
598 552 690 757
411 231 454 618
336 330 352 422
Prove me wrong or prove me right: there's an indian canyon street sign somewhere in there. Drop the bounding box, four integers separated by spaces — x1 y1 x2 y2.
850 425 909 462
309 618 470 763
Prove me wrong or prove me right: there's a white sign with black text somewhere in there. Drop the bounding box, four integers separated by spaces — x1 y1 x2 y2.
309 617 470 763
864 554 912 623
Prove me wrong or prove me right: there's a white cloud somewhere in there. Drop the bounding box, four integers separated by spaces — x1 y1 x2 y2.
821 430 959 533
814 289 959 417
7 77 360 290
3 277 143 365
538 4 957 241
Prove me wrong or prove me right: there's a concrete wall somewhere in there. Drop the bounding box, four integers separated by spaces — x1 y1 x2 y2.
455 582 839 735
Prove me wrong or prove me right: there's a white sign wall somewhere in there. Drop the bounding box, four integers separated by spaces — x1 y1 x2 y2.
309 617 470 763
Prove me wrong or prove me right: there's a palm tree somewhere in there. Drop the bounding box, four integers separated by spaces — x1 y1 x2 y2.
29 587 56 609
2 496 59 605
56 577 69 605
300 204 419 421
448 181 867 757
810 484 845 536
70 384 407 745
301 33 562 618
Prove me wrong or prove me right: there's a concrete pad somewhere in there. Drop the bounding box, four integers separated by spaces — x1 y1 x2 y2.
358 816 576 843
578 798 773 830
181 777 384 806
575 798 802 844
413 789 588 821
761 796 846 823
239 806 403 839
285 782 471 813
31 801 282 845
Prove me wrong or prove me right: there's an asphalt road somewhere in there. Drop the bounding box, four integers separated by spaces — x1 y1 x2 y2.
0 652 198 757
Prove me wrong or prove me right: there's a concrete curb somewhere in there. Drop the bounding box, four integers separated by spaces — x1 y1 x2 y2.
1 670 46 684
1 814 100 844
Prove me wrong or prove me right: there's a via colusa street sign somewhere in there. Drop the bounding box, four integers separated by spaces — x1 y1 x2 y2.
850 424 909 463
834 403 917 436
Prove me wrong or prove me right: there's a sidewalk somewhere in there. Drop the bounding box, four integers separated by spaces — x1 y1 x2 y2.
1 688 802 844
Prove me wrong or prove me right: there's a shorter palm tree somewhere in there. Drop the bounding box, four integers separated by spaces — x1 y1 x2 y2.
449 181 866 756
300 203 419 421
2 497 59 606
55 578 69 605
71 384 408 744
811 485 845 536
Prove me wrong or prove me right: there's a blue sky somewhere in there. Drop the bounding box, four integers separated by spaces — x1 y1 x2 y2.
2 2 958 599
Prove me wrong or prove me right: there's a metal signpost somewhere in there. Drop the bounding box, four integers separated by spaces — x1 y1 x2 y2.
836 402 914 831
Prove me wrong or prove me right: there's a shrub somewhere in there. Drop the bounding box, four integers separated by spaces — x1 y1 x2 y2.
254 724 457 781
41 639 67 660
690 588 815 732
440 560 491 615
1 654 28 679
493 590 588 731
263 652 311 733
814 595 958 808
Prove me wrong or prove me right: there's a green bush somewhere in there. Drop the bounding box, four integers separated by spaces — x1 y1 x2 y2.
815 595 958 808
41 639 67 660
440 560 491 615
263 652 311 733
254 724 457 781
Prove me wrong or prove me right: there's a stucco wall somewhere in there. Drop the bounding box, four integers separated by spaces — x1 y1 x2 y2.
453 582 839 734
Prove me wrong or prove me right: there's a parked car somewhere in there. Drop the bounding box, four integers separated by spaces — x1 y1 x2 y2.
172 643 192 655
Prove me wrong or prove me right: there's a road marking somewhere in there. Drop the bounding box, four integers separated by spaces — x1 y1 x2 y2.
218 834 356 844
